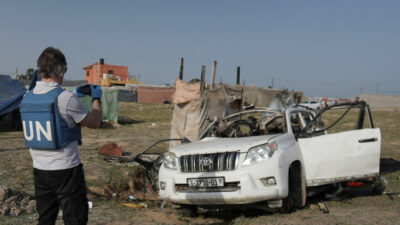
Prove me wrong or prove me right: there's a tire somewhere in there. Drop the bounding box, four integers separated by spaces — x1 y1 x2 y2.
372 176 385 195
282 162 306 213
176 205 198 217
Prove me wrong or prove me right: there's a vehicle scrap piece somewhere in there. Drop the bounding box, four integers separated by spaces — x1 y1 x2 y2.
318 202 329 214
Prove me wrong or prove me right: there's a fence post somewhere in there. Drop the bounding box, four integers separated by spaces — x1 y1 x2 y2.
201 65 206 95
179 57 184 80
236 66 240 85
210 61 217 89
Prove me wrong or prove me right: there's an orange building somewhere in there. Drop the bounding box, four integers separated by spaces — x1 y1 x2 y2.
83 58 128 85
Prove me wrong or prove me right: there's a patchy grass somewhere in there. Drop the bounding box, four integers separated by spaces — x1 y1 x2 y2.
1 103 399 225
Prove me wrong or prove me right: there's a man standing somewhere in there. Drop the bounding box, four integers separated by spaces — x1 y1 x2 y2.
19 47 102 225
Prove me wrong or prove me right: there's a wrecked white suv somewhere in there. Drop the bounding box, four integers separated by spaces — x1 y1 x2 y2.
158 101 381 214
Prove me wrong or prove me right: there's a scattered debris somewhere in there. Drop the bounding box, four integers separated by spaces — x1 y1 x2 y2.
318 202 329 214
383 191 400 196
100 143 124 156
129 195 137 201
139 203 148 208
88 201 93 209
380 177 395 200
160 200 167 209
0 186 36 217
121 203 148 209
347 181 364 187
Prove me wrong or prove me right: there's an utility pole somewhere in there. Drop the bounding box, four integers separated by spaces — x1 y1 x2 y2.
376 82 379 95
271 77 274 89
360 86 363 95
236 66 240 85
210 60 217 89
200 65 206 95
179 57 184 80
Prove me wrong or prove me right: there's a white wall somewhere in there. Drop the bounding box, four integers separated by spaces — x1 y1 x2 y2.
360 94 400 108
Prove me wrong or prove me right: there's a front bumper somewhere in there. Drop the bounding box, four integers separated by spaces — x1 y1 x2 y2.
158 159 289 205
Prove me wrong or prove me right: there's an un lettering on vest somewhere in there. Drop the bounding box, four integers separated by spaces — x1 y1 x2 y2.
22 120 53 141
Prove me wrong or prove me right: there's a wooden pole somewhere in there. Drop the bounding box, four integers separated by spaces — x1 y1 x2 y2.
236 66 240 85
272 77 274 88
179 57 184 80
210 61 217 89
201 65 206 95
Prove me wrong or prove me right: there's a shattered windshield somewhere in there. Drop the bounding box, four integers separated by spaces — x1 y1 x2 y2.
202 109 286 138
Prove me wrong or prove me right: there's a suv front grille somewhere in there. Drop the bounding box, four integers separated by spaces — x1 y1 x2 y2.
179 152 240 173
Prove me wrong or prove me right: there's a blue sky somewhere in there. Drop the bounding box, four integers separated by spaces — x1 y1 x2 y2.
0 0 399 97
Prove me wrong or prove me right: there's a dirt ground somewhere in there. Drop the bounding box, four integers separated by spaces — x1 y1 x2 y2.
0 102 399 225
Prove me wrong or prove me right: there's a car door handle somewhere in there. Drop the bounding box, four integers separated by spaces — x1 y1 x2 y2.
358 138 378 143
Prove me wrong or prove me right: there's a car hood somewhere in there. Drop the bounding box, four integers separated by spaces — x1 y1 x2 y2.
170 135 281 157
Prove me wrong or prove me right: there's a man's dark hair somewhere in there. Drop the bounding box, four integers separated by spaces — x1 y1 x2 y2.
37 47 67 79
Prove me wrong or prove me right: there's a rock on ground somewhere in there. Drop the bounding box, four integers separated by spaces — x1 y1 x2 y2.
0 186 36 217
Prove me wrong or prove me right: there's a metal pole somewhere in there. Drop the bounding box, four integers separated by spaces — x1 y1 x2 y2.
376 82 379 95
210 61 217 89
272 77 274 89
179 58 184 80
236 66 240 85
201 65 206 95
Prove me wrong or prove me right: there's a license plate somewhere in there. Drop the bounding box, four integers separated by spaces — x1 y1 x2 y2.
188 177 224 187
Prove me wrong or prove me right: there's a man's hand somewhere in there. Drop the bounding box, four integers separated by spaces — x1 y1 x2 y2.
79 85 102 129
80 99 102 128
90 85 102 101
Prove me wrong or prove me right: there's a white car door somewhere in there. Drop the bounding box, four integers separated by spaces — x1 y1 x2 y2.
298 128 381 186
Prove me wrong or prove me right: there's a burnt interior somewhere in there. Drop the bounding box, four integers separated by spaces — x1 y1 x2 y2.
204 110 286 138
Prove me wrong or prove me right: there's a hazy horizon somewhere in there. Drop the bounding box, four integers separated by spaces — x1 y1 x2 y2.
1 0 399 98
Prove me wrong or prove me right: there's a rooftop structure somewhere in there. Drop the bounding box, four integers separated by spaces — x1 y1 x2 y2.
83 58 128 86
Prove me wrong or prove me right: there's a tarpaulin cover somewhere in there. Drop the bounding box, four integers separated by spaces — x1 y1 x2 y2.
65 87 119 123
172 79 201 104
169 82 242 149
0 75 26 116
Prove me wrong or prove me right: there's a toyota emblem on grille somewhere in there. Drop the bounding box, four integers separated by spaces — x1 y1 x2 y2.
200 157 213 166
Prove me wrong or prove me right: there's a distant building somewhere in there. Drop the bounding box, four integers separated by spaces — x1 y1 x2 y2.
83 58 128 85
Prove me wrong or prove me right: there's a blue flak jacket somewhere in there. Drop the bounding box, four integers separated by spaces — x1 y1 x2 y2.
19 87 82 150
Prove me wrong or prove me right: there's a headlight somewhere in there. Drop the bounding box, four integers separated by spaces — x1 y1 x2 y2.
163 152 177 170
242 142 278 166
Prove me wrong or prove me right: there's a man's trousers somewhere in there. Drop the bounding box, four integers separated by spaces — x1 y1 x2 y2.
33 164 88 225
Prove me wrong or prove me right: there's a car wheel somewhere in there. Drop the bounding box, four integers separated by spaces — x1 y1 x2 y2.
176 205 198 217
372 176 385 195
282 162 306 213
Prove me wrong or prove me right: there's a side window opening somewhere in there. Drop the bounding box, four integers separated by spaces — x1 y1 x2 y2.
315 102 373 135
